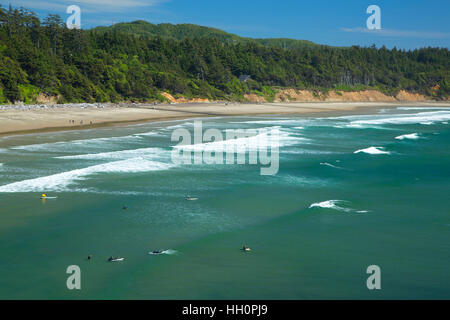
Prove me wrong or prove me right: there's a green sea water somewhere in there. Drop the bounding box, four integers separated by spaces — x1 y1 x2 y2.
0 106 449 299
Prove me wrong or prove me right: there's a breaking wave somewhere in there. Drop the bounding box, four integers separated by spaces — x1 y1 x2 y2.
395 133 420 140
10 135 141 152
396 107 450 111
55 147 168 160
0 158 175 193
173 127 307 152
347 111 450 126
354 147 390 155
309 200 368 214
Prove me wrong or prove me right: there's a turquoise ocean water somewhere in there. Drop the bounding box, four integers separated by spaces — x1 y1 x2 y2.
0 106 449 299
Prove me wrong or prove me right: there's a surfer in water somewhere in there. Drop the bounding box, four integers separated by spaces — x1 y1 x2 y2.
41 194 47 203
108 256 124 262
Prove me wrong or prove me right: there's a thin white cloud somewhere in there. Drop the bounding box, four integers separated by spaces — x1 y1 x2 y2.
341 27 450 39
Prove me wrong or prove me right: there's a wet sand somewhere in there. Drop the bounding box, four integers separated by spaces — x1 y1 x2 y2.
1 101 449 136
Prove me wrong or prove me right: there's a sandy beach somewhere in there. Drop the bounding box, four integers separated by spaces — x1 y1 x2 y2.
1 101 449 136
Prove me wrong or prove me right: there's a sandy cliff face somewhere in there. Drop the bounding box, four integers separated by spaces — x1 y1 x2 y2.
325 90 398 102
394 90 428 101
35 93 60 105
245 89 431 103
242 93 267 103
161 92 209 103
273 89 318 102
20 89 433 106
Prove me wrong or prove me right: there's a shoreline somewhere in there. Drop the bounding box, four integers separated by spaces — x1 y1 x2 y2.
1 101 449 137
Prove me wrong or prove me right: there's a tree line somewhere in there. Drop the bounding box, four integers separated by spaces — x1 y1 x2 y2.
0 5 448 104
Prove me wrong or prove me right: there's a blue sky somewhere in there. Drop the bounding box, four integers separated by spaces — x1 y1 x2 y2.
5 0 450 49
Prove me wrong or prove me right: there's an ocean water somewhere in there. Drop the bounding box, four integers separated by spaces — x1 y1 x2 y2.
0 106 449 299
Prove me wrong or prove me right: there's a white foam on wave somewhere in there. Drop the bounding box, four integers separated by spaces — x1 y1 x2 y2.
309 200 368 214
10 135 141 152
149 249 178 255
354 147 390 155
397 107 450 111
133 131 161 137
0 158 174 193
320 162 346 170
346 111 450 126
309 200 352 212
55 147 168 160
395 133 420 140
173 127 307 152
345 124 365 128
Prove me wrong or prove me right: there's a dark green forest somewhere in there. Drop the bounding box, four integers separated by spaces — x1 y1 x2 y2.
0 5 448 104
93 20 320 50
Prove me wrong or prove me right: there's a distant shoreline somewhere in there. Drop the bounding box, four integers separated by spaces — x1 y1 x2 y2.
1 101 449 137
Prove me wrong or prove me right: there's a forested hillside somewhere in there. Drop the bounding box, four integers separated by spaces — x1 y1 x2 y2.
93 20 320 50
0 6 448 104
